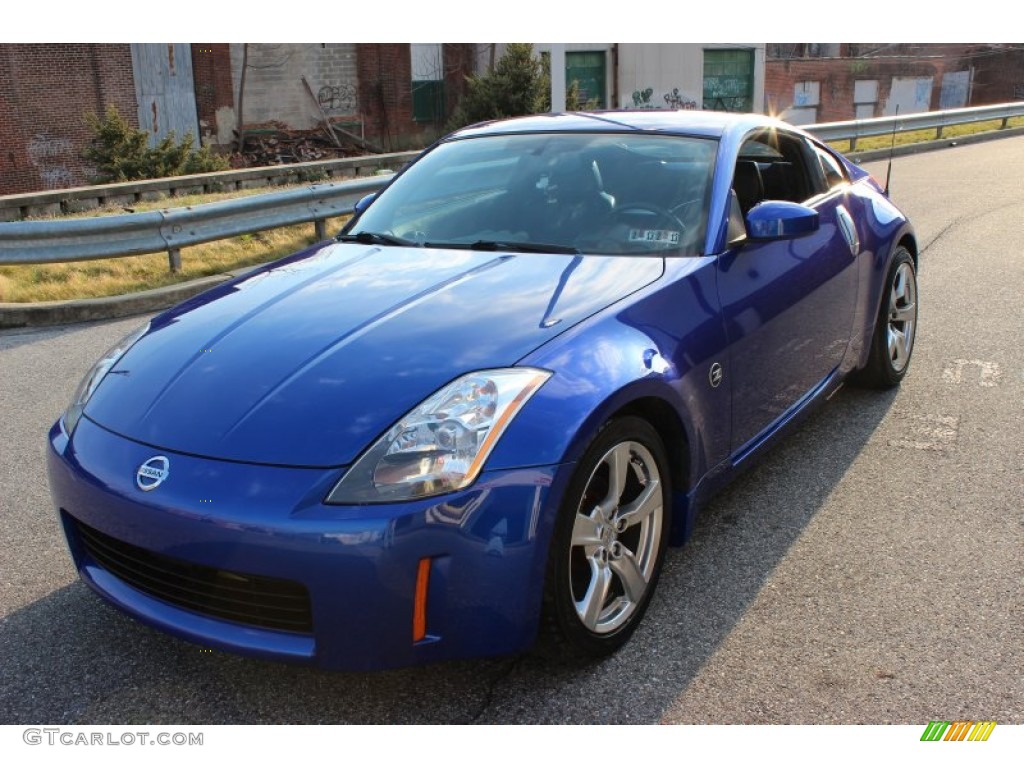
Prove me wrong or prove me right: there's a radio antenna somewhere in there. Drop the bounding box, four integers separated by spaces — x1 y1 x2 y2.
884 105 899 196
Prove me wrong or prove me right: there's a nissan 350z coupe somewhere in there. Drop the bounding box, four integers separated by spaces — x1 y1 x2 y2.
48 111 918 670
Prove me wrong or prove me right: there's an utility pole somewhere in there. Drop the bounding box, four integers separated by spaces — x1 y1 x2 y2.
550 44 566 112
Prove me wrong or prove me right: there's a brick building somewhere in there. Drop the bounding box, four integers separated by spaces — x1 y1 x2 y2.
765 43 1024 124
356 43 476 151
9 42 1015 197
0 43 234 196
0 44 137 195
0 43 476 196
230 43 476 153
192 43 235 145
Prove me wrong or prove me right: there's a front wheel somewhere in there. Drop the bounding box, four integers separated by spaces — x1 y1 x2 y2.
538 417 672 659
855 246 918 389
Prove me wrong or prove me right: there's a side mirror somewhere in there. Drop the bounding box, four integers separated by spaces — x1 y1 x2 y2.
353 192 377 217
745 201 819 240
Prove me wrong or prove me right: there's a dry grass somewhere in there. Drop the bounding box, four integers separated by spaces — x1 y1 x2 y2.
827 116 1024 153
0 218 348 303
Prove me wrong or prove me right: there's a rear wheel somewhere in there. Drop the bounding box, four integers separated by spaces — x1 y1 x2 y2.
539 417 672 659
855 246 918 389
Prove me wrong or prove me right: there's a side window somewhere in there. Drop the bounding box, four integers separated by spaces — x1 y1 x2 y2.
734 130 817 209
814 145 848 190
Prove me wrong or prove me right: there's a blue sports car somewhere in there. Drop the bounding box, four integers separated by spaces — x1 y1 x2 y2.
47 111 917 670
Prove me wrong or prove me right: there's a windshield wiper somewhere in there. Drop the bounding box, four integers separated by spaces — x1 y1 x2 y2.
338 231 418 247
425 240 580 255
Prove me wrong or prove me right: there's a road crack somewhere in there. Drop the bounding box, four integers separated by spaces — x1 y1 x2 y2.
468 655 524 723
919 196 1024 256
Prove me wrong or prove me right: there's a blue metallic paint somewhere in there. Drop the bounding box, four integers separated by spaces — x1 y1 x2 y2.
49 418 570 669
48 111 915 669
745 201 820 239
84 246 663 467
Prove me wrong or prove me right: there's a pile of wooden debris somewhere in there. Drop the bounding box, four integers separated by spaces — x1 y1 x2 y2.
232 76 385 168
232 122 367 167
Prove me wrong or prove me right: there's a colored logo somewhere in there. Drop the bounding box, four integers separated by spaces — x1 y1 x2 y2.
136 456 170 492
920 721 996 742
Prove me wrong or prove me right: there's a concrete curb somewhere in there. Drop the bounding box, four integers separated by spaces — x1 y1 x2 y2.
0 272 234 329
3 127 1023 330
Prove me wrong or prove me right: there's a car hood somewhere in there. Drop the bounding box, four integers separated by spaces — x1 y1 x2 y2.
85 243 663 467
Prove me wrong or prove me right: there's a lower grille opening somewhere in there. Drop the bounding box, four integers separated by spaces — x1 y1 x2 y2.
74 518 313 635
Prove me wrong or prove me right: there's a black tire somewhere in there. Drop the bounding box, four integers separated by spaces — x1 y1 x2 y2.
537 416 672 660
854 246 918 389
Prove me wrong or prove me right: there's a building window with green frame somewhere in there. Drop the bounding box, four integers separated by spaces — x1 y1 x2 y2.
411 43 445 123
702 49 754 112
565 51 607 109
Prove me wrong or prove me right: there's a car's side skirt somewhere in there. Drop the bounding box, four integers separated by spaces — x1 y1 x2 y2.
677 365 845 546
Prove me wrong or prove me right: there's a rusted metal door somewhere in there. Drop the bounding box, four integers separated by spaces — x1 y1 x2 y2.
130 44 200 147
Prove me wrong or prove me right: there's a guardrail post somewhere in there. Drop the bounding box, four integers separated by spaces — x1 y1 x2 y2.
314 218 327 242
937 126 944 139
1001 117 1009 129
168 248 182 273
850 137 858 150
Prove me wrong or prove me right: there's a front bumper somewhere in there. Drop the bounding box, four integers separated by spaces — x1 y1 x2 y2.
47 417 569 670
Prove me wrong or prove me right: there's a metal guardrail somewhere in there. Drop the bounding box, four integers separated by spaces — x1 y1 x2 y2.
1 102 1022 272
806 101 1024 148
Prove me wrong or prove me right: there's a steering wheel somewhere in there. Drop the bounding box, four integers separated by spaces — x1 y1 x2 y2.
612 203 688 233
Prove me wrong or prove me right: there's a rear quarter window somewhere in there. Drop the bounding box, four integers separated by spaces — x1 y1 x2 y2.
815 146 848 190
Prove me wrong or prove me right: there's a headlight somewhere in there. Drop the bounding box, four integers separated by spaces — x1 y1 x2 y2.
327 368 551 504
62 321 150 436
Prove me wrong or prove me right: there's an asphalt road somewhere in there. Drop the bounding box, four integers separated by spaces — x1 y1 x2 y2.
1 137 1021 725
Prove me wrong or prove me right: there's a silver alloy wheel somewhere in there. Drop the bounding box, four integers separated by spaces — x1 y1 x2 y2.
569 441 664 634
887 260 917 372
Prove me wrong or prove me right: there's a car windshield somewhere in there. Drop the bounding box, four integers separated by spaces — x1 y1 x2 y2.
348 132 717 256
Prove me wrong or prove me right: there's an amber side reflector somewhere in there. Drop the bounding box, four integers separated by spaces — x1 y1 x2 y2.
413 557 431 642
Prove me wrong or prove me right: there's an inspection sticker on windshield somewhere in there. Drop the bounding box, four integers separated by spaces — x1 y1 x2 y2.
629 229 680 244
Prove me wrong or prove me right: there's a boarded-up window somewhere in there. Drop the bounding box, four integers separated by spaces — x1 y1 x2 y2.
788 81 820 124
940 71 971 109
854 79 878 119
885 76 934 116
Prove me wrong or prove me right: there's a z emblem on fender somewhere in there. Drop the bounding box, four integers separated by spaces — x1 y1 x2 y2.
709 362 724 388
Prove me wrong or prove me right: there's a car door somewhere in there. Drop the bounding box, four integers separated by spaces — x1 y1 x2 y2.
716 130 858 453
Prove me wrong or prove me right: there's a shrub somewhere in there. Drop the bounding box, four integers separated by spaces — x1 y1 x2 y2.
448 43 546 129
83 104 229 183
448 44 598 130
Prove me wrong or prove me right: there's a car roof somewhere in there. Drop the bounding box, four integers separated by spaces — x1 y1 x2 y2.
449 110 796 142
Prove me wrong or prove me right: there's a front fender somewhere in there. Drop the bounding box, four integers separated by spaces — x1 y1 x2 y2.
844 181 916 374
487 256 730 541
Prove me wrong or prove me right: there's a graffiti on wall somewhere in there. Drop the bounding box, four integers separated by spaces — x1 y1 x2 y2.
39 167 75 189
631 87 698 110
663 87 698 110
27 133 74 190
318 84 358 113
27 134 72 162
631 88 654 107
